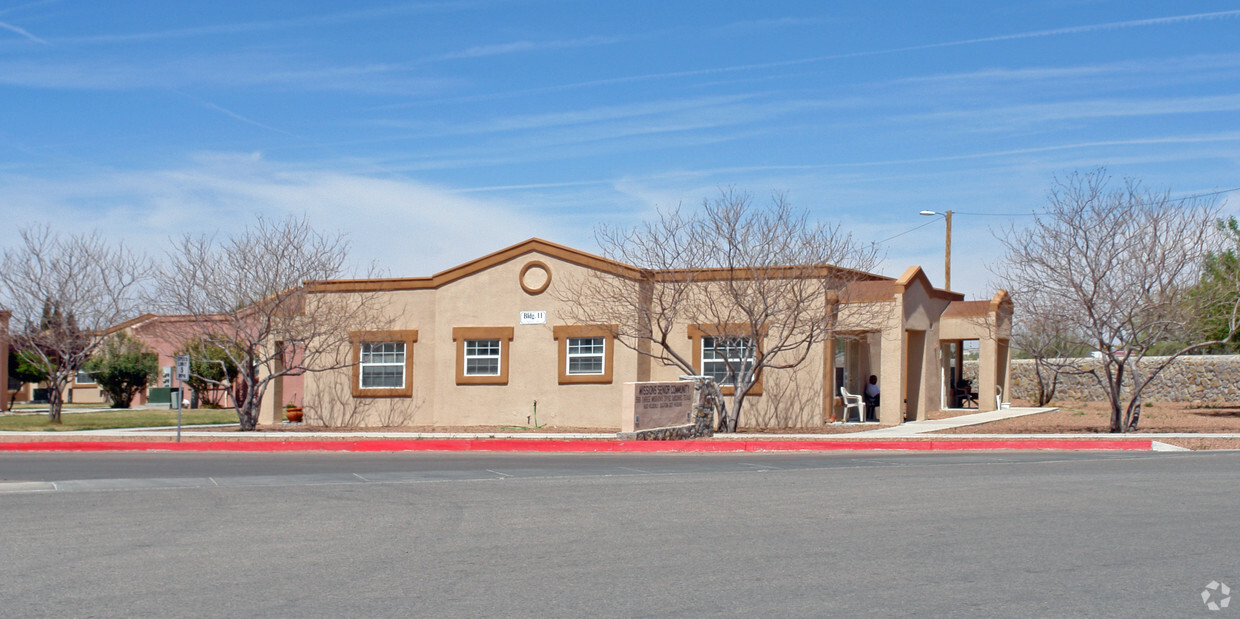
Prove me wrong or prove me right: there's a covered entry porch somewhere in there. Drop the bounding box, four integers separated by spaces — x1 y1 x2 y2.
938 291 1013 413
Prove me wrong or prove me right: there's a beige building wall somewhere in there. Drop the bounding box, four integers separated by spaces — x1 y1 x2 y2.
305 249 646 429
430 254 639 428
299 239 1011 430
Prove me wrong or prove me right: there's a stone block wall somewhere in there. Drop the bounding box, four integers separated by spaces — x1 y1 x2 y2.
965 355 1240 403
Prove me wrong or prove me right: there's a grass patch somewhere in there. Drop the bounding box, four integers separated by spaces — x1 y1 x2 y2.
0 409 237 431
7 403 108 411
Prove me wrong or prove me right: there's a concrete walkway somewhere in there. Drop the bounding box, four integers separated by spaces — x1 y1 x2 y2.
849 406 1060 437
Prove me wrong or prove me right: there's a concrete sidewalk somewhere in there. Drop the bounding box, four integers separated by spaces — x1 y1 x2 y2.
849 406 1059 437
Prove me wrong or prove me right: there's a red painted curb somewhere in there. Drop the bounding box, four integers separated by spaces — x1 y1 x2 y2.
0 438 1154 453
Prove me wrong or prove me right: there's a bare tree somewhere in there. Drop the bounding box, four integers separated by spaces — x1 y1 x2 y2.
1007 288 1086 406
153 215 386 430
302 367 422 427
0 225 151 423
557 189 881 432
994 169 1239 432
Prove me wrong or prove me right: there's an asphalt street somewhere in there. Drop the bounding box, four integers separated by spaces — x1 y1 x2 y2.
1 451 1236 616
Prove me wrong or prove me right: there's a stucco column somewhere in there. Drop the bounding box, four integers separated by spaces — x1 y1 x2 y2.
878 326 904 425
822 337 837 422
257 343 282 425
978 336 998 412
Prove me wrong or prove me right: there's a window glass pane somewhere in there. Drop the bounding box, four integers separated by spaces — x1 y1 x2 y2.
466 358 500 376
701 335 754 386
361 365 404 388
568 337 604 355
359 341 406 389
466 340 500 356
566 337 605 375
568 356 603 374
361 342 404 364
702 360 730 385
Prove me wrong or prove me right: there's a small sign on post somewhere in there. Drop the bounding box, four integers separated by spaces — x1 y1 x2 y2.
174 354 190 442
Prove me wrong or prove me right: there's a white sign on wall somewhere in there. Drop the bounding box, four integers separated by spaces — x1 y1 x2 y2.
520 310 546 325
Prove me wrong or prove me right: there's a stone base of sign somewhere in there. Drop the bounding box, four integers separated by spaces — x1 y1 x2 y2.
618 407 714 440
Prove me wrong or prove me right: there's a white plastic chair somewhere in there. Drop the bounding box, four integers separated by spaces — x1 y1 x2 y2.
840 387 866 423
996 385 1010 410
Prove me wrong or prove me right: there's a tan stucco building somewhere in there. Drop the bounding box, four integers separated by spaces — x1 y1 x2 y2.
261 239 1012 428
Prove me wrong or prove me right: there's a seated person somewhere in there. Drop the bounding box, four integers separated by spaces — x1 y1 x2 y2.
954 378 977 407
863 375 880 421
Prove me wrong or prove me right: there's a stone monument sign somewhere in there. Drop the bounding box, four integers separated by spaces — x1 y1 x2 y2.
620 381 695 433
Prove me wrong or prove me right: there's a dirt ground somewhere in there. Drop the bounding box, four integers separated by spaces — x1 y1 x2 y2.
944 400 1240 433
936 400 1240 450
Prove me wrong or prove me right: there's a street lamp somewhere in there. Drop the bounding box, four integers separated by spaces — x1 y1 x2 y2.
919 209 952 291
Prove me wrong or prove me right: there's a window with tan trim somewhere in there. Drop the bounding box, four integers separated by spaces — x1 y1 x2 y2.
350 330 418 398
453 327 514 385
688 324 763 396
553 325 616 384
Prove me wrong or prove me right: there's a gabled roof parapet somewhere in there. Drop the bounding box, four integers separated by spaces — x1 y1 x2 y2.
892 265 964 302
305 237 894 293
306 238 644 293
989 289 1013 315
105 313 159 335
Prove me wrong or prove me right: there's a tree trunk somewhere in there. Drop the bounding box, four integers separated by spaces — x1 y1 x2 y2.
1107 365 1125 433
47 383 63 424
1127 366 1143 431
237 398 259 431
1127 404 1141 432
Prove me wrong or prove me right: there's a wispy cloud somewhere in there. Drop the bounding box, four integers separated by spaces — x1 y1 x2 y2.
365 94 758 136
0 53 457 94
174 91 305 139
0 153 575 276
901 93 1240 128
0 19 47 44
48 1 499 45
611 132 1240 180
876 53 1240 90
418 9 1240 105
432 34 628 61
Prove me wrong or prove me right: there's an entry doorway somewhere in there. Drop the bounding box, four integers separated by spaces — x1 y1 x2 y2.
940 340 979 410
833 333 879 421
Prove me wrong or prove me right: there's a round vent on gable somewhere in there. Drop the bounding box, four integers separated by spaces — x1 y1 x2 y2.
519 260 552 295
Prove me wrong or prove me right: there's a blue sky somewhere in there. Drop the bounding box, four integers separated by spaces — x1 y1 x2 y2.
2 1 1239 298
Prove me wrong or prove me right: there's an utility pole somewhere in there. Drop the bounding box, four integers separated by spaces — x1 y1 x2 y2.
944 209 952 291
919 209 953 291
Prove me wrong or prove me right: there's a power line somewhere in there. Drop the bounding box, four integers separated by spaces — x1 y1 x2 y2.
1165 186 1240 203
874 186 1240 248
953 211 1035 216
950 186 1240 217
873 219 939 245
